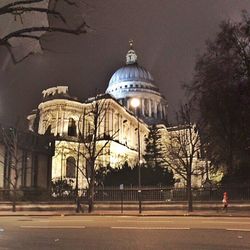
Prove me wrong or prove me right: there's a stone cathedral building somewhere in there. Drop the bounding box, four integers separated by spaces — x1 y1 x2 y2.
26 43 167 188
24 42 204 189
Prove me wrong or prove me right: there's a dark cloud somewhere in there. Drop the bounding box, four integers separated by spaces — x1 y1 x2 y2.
1 0 250 124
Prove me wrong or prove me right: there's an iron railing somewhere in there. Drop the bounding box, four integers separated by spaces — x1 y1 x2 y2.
1 185 250 202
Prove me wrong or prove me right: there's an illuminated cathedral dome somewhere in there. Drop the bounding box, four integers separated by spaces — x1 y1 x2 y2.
106 41 168 125
109 64 155 86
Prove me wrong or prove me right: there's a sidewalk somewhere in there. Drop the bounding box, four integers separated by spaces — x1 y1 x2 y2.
0 209 250 217
0 201 249 217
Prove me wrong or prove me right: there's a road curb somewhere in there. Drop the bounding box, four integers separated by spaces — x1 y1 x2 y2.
1 211 250 217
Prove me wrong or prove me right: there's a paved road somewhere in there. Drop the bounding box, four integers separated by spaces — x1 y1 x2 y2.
0 216 250 249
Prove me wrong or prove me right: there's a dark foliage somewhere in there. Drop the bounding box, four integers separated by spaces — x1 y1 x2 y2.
144 125 166 169
221 162 250 185
187 11 250 178
51 178 75 197
96 162 175 187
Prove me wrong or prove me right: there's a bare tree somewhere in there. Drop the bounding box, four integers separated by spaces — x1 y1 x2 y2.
0 125 22 212
61 96 119 213
0 0 88 63
163 104 204 212
81 97 121 212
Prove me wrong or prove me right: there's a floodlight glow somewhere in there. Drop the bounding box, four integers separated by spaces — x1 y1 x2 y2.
131 98 140 108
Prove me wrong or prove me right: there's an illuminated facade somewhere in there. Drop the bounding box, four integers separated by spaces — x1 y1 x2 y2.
28 87 149 188
27 43 205 188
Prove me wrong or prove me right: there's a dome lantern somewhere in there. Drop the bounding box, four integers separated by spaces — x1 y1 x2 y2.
126 40 137 65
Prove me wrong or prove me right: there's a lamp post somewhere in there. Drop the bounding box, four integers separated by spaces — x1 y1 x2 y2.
60 147 65 197
75 140 81 213
61 149 64 182
131 98 142 214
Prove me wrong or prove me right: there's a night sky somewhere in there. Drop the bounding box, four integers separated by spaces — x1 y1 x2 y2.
1 0 250 125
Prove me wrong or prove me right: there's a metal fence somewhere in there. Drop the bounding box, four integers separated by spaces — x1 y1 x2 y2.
92 186 250 202
1 186 250 202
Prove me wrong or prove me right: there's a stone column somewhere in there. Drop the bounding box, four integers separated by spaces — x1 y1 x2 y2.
120 114 123 142
117 113 120 141
160 103 164 119
55 109 59 135
38 113 43 134
127 121 131 147
61 110 64 136
163 105 167 119
107 109 113 135
127 98 130 110
148 99 152 117
141 98 145 116
159 103 163 119
154 101 158 118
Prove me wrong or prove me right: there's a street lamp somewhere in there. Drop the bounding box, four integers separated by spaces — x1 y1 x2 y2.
131 98 140 110
60 147 65 197
130 97 142 214
75 140 81 213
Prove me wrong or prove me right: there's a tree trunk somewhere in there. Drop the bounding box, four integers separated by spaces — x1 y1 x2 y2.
12 189 16 212
88 178 95 213
187 175 193 212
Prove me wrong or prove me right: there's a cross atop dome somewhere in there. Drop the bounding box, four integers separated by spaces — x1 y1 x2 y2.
129 39 134 49
126 39 137 65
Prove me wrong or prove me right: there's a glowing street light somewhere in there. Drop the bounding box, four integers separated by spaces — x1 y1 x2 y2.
131 98 140 109
130 97 142 214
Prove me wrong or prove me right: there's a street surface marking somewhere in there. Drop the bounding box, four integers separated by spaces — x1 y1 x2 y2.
20 226 86 229
226 228 250 232
117 220 173 223
202 221 250 224
111 226 190 230
38 219 93 222
201 217 250 220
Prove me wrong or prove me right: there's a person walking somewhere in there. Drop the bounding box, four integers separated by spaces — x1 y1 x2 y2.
222 192 228 212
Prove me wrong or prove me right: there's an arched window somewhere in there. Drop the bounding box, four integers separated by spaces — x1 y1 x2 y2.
68 118 77 136
66 157 76 178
